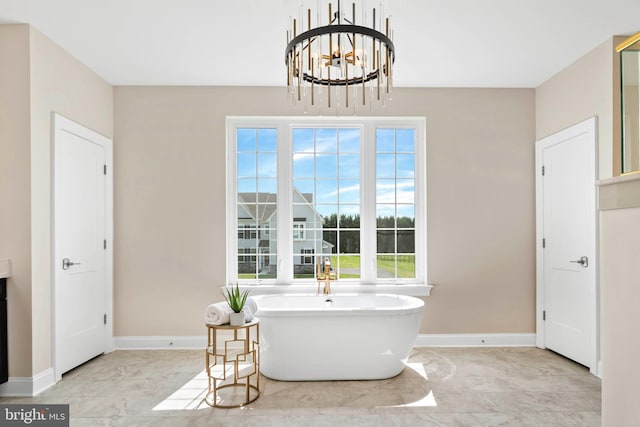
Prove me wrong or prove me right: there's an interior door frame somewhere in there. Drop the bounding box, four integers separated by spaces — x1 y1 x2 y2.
52 113 113 381
535 116 599 376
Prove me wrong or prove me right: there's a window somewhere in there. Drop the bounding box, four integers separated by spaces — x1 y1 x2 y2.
238 224 257 240
234 128 277 280
227 117 425 286
301 249 315 265
376 129 416 279
293 221 305 240
292 127 361 279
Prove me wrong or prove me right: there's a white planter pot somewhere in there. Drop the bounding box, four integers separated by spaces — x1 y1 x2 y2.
230 311 245 326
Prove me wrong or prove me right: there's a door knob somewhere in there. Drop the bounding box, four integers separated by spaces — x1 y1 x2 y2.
570 256 588 268
62 258 81 270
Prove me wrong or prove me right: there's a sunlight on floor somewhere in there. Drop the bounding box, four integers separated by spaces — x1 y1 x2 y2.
390 362 437 408
153 362 437 411
152 370 208 411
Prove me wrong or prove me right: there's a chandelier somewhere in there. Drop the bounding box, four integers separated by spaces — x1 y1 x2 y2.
285 1 395 111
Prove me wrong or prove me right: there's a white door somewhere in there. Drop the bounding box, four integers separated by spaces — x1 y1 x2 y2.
54 115 112 378
535 117 597 373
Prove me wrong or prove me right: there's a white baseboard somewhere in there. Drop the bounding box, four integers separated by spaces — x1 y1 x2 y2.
113 333 535 351
596 360 603 379
114 336 207 350
414 333 536 347
0 368 55 397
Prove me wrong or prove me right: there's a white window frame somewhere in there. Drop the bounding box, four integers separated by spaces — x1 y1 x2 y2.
226 116 430 296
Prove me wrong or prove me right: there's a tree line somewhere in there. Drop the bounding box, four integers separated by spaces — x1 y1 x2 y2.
321 214 415 253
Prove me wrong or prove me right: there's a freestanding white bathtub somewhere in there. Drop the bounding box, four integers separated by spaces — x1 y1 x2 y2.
254 293 424 381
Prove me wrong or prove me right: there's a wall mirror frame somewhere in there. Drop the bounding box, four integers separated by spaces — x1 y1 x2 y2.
617 31 640 175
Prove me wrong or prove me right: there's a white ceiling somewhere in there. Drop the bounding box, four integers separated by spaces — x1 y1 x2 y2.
0 0 639 88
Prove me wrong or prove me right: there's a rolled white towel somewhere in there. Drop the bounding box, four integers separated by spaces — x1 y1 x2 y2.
244 297 258 322
204 302 233 325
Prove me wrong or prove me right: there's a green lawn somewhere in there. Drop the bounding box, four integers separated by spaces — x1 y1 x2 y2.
377 255 416 278
238 273 276 279
336 255 415 278
331 255 359 269
240 255 415 280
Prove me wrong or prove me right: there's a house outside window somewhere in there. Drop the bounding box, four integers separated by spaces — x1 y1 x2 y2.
227 117 426 287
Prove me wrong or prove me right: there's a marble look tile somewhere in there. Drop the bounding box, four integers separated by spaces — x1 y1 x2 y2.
0 347 601 426
503 373 602 393
70 418 113 427
190 413 441 427
483 390 601 413
481 411 600 427
423 411 601 427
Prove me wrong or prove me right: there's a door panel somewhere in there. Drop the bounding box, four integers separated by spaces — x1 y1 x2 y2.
537 118 596 370
54 116 108 376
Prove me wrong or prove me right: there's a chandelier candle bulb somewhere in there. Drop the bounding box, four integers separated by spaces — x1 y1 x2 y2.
385 17 389 89
345 62 349 108
329 3 333 56
362 0 367 26
299 4 304 33
370 85 374 112
328 66 331 107
308 9 312 68
298 48 302 101
377 50 380 100
362 65 365 105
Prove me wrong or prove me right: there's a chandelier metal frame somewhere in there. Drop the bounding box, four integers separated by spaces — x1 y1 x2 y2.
285 1 395 109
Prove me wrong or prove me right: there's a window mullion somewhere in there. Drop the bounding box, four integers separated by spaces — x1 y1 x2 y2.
415 121 427 284
278 122 293 283
361 123 377 284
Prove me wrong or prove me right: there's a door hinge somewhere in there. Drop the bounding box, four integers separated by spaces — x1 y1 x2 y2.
104 239 107 250
542 165 545 176
104 313 107 325
542 238 546 248
103 164 107 175
542 310 546 321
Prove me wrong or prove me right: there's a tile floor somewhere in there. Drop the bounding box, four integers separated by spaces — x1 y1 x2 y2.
0 347 601 426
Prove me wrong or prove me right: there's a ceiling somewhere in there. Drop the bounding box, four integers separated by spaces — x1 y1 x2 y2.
0 0 639 88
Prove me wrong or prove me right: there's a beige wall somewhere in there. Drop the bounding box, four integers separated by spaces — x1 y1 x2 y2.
536 37 623 179
0 25 33 377
0 24 113 378
599 191 640 427
114 86 536 336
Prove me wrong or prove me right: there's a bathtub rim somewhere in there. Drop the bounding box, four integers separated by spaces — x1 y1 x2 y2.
253 293 424 317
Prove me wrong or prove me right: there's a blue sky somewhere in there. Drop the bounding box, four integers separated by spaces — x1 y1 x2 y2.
237 127 416 222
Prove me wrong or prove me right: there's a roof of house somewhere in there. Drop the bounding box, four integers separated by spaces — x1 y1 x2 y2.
237 192 314 221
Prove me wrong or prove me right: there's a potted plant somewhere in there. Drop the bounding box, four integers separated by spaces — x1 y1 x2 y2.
222 284 250 326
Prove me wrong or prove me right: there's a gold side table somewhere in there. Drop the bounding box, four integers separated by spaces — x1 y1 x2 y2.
205 319 260 408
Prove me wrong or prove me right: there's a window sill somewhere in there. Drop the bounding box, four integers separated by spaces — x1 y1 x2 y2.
230 283 432 297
